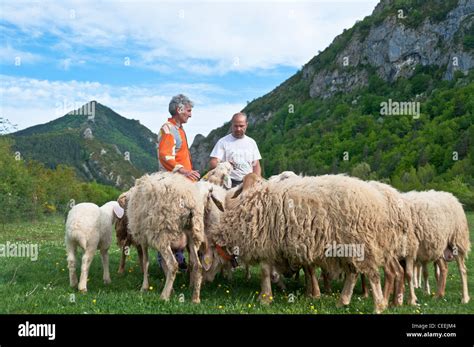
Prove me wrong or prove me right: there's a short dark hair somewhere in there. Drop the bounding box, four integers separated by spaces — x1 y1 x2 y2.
231 112 247 123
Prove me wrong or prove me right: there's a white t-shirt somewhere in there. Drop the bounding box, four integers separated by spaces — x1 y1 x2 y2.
210 134 262 181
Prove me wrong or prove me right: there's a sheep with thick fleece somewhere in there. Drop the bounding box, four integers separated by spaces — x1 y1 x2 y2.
403 190 470 304
65 201 124 292
127 169 226 303
367 181 419 306
127 172 203 302
211 174 401 313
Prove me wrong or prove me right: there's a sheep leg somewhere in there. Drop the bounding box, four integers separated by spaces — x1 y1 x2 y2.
322 269 332 294
245 265 251 281
66 242 78 288
140 245 150 291
303 265 320 299
159 246 178 301
455 254 470 304
258 263 273 305
413 264 419 288
304 267 312 297
100 248 111 284
367 272 386 314
422 262 431 294
188 243 203 304
413 263 423 288
434 262 440 284
78 247 96 292
223 265 233 280
435 258 447 299
118 245 126 274
361 274 369 298
294 268 300 282
392 260 405 306
137 245 144 273
337 272 358 307
275 277 286 291
404 257 417 306
383 261 395 304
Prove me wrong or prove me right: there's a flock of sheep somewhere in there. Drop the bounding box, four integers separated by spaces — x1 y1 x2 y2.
65 163 471 313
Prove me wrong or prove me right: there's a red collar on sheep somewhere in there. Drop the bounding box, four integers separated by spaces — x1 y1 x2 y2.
215 244 238 267
215 244 232 261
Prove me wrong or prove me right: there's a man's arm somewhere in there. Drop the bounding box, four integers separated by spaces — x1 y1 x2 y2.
209 157 219 170
252 160 262 177
209 140 224 170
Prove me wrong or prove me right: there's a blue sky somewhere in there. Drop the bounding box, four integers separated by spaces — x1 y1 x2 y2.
0 0 378 143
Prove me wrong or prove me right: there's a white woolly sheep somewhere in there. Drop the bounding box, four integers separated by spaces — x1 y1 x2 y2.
367 180 419 306
126 164 230 303
127 172 205 302
403 190 471 304
65 201 124 292
210 173 402 313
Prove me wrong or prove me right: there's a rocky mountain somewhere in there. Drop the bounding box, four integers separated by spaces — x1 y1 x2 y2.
305 0 473 99
10 101 158 189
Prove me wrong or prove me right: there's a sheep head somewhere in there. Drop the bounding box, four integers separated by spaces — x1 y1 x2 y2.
268 171 298 182
117 191 129 209
229 172 262 199
201 162 233 189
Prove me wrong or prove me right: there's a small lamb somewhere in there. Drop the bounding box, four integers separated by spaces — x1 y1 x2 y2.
65 201 124 292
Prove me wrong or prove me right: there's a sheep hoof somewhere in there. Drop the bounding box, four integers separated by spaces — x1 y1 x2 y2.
192 298 201 304
374 307 384 314
258 294 272 305
307 293 320 299
104 278 111 284
70 280 78 288
78 288 87 293
141 286 149 292
117 268 125 274
393 298 403 307
461 297 470 304
160 295 170 302
336 300 348 308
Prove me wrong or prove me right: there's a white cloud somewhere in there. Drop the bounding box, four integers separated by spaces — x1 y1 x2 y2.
0 0 378 74
0 74 245 143
0 45 44 65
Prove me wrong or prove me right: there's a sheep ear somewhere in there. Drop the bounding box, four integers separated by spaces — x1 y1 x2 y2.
210 193 225 212
231 186 243 199
223 175 232 189
113 204 124 219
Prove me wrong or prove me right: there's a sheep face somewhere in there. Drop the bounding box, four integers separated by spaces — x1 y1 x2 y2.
203 162 233 189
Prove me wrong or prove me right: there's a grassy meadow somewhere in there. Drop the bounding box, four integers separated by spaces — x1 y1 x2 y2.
0 213 473 314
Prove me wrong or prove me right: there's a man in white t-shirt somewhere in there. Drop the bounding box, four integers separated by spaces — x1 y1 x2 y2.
209 112 262 187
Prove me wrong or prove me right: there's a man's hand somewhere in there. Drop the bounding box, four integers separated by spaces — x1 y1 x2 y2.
178 168 201 181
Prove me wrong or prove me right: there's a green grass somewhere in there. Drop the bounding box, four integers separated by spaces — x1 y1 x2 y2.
0 213 473 314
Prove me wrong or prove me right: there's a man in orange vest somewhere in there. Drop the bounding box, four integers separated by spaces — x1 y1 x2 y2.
156 94 200 272
158 94 200 181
